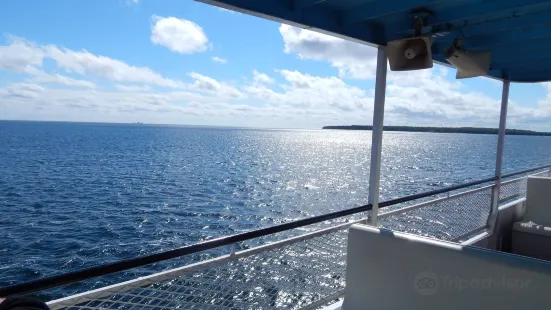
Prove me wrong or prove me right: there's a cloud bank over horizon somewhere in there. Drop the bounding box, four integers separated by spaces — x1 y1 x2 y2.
1 7 550 130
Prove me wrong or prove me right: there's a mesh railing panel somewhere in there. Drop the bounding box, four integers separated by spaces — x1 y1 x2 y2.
500 178 527 202
45 172 544 310
50 229 349 310
500 170 549 202
379 187 493 241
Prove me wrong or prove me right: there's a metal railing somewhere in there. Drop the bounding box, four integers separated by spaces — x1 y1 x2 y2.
380 183 493 241
47 221 355 310
1 165 550 310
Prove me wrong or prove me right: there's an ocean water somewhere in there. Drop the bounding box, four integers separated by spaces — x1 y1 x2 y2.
1 120 550 290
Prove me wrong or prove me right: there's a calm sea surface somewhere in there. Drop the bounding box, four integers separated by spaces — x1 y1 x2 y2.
1 120 550 290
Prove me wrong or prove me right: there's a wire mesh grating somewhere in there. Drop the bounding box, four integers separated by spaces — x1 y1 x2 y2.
379 187 493 241
500 178 527 203
45 172 543 310
50 229 349 310
500 170 549 202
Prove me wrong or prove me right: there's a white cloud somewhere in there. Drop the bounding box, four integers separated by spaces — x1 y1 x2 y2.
0 37 245 98
0 82 266 126
188 72 245 99
0 83 45 100
0 35 254 125
43 43 186 88
515 83 551 127
30 72 96 88
242 67 551 129
385 68 502 126
2 34 551 130
188 72 220 92
211 56 227 64
2 66 550 130
0 85 347 128
253 70 274 84
0 37 190 89
279 24 377 79
277 24 550 129
541 82 551 94
150 16 209 54
115 84 151 92
0 38 44 74
246 70 373 117
1 83 208 112
0 69 359 128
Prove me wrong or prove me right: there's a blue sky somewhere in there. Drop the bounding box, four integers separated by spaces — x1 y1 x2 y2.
1 0 550 130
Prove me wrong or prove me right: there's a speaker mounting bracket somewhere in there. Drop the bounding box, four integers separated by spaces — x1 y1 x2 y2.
410 10 432 36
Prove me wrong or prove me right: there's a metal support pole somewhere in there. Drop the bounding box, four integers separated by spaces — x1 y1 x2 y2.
488 80 510 230
368 46 388 226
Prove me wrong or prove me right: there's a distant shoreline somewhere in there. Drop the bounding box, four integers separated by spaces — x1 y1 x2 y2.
322 125 551 136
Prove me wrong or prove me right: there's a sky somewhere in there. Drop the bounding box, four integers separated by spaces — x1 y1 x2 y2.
1 0 551 130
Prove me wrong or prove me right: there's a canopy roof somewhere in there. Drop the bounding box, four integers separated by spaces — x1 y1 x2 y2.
198 0 551 82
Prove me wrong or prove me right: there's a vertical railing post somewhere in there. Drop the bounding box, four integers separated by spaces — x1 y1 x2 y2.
368 46 388 226
488 80 510 231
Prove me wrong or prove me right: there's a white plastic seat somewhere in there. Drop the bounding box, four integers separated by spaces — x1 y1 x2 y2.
516 176 551 226
342 224 551 310
512 176 551 259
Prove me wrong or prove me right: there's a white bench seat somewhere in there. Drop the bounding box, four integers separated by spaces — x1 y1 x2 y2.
342 224 551 310
512 176 551 260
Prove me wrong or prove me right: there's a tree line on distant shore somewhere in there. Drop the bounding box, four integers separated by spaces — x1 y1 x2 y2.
322 125 551 136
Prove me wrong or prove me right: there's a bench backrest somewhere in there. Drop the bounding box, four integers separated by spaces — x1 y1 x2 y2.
342 224 551 310
523 176 551 225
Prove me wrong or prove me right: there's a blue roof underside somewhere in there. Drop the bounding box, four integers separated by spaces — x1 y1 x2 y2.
198 0 551 83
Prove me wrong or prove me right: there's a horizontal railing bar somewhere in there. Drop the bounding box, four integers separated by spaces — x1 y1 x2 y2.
498 197 526 212
380 167 542 220
501 164 551 179
0 175 499 296
0 204 372 296
378 176 497 208
379 183 494 219
500 175 526 186
48 218 364 309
